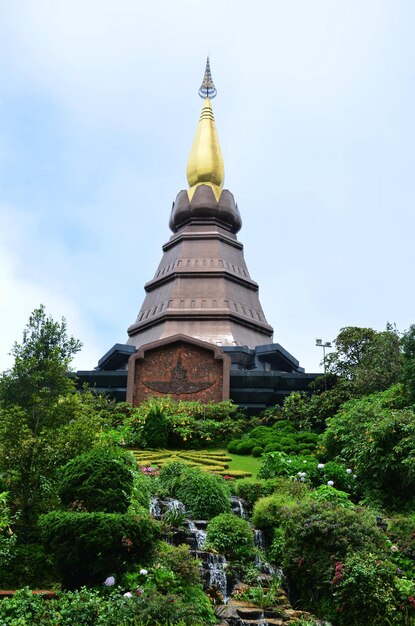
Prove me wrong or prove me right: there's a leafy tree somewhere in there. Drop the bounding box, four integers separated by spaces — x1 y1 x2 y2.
325 325 401 396
401 324 415 403
322 385 415 507
0 305 81 422
0 306 104 523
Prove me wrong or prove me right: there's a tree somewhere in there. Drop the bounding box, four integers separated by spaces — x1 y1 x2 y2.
401 324 415 403
0 305 81 430
0 306 104 524
325 325 402 396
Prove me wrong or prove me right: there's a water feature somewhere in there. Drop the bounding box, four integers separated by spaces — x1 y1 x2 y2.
149 496 186 519
206 552 228 602
230 495 246 518
186 520 207 550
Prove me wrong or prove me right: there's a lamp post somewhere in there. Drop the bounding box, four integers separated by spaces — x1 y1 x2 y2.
315 339 332 391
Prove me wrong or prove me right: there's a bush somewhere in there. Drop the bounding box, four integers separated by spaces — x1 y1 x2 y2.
39 510 159 588
306 485 354 509
0 586 213 625
236 440 255 454
227 439 240 453
231 478 276 510
321 386 415 507
0 543 56 588
142 404 170 448
252 446 264 457
206 513 254 561
333 552 400 626
58 448 135 513
252 493 298 532
281 501 385 616
130 472 154 512
177 468 230 519
258 452 357 495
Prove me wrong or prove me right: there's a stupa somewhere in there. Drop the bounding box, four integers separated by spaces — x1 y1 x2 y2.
76 60 316 411
127 59 273 350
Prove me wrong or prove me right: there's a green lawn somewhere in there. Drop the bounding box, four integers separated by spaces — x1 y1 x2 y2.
224 451 261 478
129 447 262 478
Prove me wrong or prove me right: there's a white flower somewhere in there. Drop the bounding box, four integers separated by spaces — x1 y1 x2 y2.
139 569 148 575
346 468 352 474
297 472 306 478
287 459 292 463
123 592 133 598
104 576 116 587
318 463 325 469
300 477 305 482
353 475 357 479
327 480 334 487
390 545 399 553
303 460 307 464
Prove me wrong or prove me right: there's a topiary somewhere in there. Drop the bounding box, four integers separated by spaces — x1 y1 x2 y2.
206 513 254 561
39 510 159 588
252 446 264 457
58 448 135 513
236 440 254 455
177 467 230 519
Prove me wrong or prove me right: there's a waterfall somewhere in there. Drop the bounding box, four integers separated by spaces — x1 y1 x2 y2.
230 495 246 518
253 529 277 577
206 552 228 602
149 497 186 519
187 520 207 550
254 529 265 550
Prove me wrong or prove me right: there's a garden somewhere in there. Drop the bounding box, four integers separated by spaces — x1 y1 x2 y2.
0 308 415 625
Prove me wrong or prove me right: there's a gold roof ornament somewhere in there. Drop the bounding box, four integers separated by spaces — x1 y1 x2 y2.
186 58 224 201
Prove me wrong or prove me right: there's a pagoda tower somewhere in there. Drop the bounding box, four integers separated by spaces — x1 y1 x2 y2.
127 59 274 350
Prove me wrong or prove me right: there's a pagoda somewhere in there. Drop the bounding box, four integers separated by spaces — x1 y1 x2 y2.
126 59 274 351
76 60 316 411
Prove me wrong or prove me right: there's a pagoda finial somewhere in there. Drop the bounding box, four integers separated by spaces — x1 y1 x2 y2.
198 56 217 99
187 58 224 201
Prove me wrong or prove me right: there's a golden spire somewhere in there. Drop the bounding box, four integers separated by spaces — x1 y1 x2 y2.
186 58 224 201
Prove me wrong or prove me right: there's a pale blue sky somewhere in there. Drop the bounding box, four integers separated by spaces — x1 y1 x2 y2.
0 0 414 374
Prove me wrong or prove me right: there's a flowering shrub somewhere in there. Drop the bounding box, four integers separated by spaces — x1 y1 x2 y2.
280 501 385 616
258 451 358 495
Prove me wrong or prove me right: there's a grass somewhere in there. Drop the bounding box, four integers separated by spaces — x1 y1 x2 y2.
129 448 262 478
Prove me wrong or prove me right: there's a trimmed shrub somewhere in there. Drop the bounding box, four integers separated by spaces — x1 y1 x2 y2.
158 463 230 519
177 468 230 519
206 513 254 561
58 448 135 513
252 493 297 532
231 478 276 510
39 511 159 588
236 440 255 454
252 446 264 457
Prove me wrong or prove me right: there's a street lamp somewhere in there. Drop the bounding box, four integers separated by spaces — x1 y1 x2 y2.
315 339 332 390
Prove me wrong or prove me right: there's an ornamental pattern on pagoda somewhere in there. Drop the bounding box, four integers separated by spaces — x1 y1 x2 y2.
136 298 265 323
154 258 250 279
